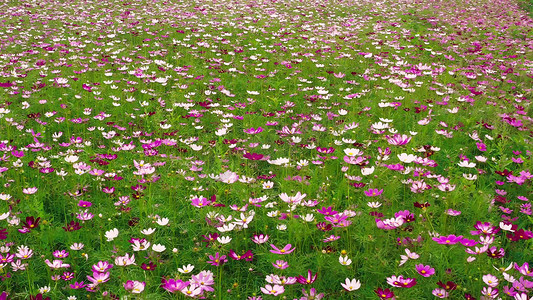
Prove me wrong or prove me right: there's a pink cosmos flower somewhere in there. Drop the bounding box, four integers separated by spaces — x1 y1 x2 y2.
446 209 462 216
386 134 411 146
115 253 135 266
269 244 295 255
87 271 110 285
243 127 263 134
191 271 215 292
323 235 341 242
432 288 449 298
124 280 146 293
273 260 289 269
161 278 190 293
44 259 70 269
22 187 38 195
364 188 384 197
415 264 435 277
207 252 227 266
483 274 499 287
260 284 285 296
218 170 239 184
432 234 463 245
386 275 417 288
191 196 212 208
251 234 269 244
296 270 318 285
514 262 532 277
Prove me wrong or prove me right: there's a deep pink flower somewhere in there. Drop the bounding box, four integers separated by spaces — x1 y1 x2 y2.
269 244 295 255
386 275 417 288
432 234 463 245
161 278 189 293
296 270 318 285
364 188 384 197
207 252 227 266
415 264 435 277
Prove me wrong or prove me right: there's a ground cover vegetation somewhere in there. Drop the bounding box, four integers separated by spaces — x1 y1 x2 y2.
0 0 531 298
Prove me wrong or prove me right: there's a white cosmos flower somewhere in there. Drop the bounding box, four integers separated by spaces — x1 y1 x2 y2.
344 148 362 157
64 155 79 163
361 166 375 176
499 222 514 232
217 223 235 232
475 155 487 162
141 228 156 235
339 255 352 266
458 160 476 168
397 153 416 163
190 144 203 151
262 181 274 189
156 217 169 226
303 214 315 222
463 173 477 180
367 202 382 208
152 244 166 252
178 264 195 274
105 228 119 241
276 224 287 231
217 236 232 244
341 278 361 291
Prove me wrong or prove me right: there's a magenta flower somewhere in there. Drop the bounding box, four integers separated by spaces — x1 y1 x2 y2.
432 234 463 245
243 127 263 134
269 244 295 255
161 278 189 293
228 250 253 261
364 188 384 197
471 221 500 236
243 152 264 160
460 238 478 247
316 206 338 216
386 275 417 288
296 270 318 285
487 246 505 259
415 264 435 277
476 142 487 151
190 196 211 208
69 281 87 289
207 252 227 266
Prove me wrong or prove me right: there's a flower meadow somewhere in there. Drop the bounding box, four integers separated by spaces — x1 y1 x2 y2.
0 0 531 298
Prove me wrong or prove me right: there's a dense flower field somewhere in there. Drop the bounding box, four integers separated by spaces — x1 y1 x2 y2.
0 0 531 298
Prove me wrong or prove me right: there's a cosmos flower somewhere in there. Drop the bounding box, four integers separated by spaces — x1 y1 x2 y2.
161 278 190 293
341 278 361 291
415 264 435 277
269 244 295 255
260 284 284 296
296 270 318 285
432 234 463 245
386 275 417 288
206 252 227 266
